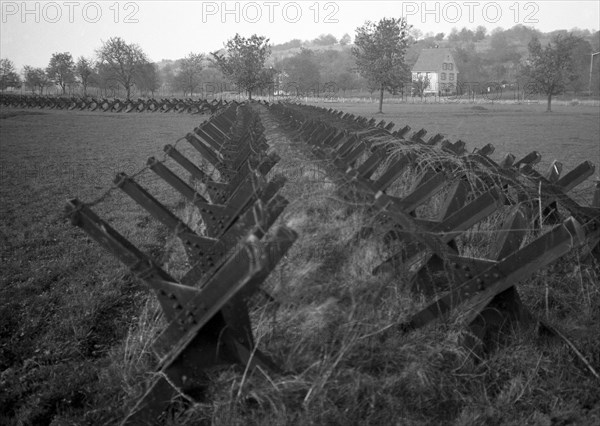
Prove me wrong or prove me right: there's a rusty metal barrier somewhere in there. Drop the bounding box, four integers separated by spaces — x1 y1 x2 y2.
64 102 295 424
0 93 229 115
267 100 600 361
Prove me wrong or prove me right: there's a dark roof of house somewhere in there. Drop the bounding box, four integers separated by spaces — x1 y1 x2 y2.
412 48 456 72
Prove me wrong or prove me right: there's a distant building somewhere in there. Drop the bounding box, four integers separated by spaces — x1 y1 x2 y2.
411 48 459 95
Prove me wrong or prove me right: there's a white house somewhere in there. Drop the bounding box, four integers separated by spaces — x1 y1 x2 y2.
411 48 459 95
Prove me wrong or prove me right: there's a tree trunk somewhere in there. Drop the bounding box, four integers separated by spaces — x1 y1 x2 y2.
378 84 384 113
546 93 552 112
126 85 131 100
248 90 252 100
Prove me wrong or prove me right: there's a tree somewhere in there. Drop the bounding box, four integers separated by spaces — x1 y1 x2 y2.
211 34 271 100
522 33 580 111
280 48 321 96
75 56 94 96
474 26 487 41
313 34 337 46
566 37 594 94
409 28 423 41
336 71 355 96
0 59 21 92
352 17 411 113
95 63 121 97
135 62 161 97
46 52 75 95
340 33 352 46
96 37 149 99
23 66 51 94
272 39 302 51
175 53 204 96
412 74 430 98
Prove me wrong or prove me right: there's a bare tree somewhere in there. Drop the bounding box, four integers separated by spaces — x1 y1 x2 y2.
96 37 148 100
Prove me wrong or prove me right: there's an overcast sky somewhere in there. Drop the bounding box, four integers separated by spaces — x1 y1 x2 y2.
1 1 599 69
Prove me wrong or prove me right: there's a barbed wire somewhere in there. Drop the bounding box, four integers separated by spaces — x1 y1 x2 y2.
85 134 189 208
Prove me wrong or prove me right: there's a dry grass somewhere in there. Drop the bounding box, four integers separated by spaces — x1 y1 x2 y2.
0 107 205 424
0 103 598 425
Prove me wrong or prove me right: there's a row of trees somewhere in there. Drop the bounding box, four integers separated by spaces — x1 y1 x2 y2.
1 38 160 98
0 38 212 99
211 20 592 113
2 23 598 112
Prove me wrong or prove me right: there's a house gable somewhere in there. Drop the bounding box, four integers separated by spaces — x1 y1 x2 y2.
411 48 459 94
411 48 458 74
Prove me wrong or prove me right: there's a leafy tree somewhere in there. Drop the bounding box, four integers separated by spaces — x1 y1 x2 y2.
522 33 580 111
75 56 94 96
0 58 21 91
474 26 487 41
453 43 488 87
448 28 460 43
174 52 204 96
211 34 271 100
313 34 337 46
47 52 75 94
566 37 594 94
96 37 149 99
412 74 430 98
409 28 423 41
23 66 51 94
135 62 161 97
198 65 228 97
159 62 176 95
280 48 321 96
336 71 355 95
352 17 411 113
95 63 121 97
256 67 278 97
272 39 302 51
340 33 352 46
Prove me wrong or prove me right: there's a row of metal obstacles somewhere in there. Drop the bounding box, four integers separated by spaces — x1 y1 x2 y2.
268 101 600 356
0 93 228 114
64 99 600 422
65 102 294 424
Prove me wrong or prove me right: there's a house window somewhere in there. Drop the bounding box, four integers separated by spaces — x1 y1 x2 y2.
449 73 454 81
442 63 447 70
448 63 453 70
441 72 446 80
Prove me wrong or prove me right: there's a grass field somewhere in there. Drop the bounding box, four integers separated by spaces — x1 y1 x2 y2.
0 109 206 424
307 101 600 194
1 102 599 425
